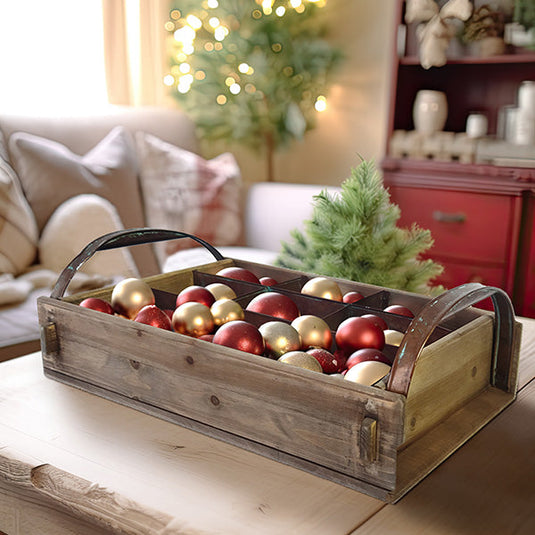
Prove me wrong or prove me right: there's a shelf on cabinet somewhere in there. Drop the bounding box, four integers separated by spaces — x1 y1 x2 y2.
399 51 535 66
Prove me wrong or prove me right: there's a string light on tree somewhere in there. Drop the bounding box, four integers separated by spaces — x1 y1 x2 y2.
165 0 342 181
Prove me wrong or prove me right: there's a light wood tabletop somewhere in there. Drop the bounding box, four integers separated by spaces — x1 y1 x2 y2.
1 316 534 535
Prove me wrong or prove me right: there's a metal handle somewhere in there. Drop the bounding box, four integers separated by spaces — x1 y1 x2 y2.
50 228 225 300
432 210 466 223
387 283 517 396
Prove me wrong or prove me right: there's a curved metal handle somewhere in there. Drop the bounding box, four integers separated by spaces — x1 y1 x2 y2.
432 210 466 223
387 283 516 396
50 228 225 300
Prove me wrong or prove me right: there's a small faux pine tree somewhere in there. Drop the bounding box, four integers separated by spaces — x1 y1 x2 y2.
275 160 444 295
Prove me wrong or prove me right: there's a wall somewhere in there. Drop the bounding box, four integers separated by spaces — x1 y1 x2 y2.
224 1 397 186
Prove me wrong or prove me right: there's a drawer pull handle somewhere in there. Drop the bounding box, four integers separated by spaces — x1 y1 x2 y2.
432 210 466 223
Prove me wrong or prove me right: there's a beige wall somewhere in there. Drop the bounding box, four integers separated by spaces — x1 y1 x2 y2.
224 1 397 186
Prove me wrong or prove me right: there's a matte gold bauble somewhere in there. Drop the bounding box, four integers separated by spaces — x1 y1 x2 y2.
205 283 237 301
278 351 323 373
344 361 391 386
172 302 214 337
291 315 332 350
384 329 404 347
111 278 155 319
301 277 343 302
210 299 244 326
259 321 301 359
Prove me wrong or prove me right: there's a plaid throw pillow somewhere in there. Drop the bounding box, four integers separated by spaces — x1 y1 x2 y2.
0 131 38 275
136 132 242 266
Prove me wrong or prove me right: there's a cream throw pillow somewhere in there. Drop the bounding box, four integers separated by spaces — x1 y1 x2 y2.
8 127 159 277
39 194 139 278
136 132 242 265
0 132 39 275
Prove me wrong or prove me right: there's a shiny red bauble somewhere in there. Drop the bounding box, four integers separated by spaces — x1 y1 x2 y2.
361 313 388 331
212 320 265 355
176 285 216 308
79 297 114 315
343 291 363 304
134 305 173 331
216 267 260 284
335 316 385 353
346 348 391 369
307 348 340 374
246 292 300 321
384 304 414 318
259 276 278 286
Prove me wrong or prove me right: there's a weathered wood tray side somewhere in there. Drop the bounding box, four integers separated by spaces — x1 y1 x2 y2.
38 296 405 492
37 229 521 502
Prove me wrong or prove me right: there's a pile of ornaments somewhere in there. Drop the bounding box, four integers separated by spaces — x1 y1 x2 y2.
79 266 415 389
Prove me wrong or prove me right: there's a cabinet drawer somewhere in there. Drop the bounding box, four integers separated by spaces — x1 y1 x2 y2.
433 261 507 291
389 187 513 264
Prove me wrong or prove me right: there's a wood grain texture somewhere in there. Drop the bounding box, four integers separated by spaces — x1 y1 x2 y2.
403 315 493 443
0 313 534 534
351 379 535 535
0 450 176 535
38 295 405 492
0 353 385 535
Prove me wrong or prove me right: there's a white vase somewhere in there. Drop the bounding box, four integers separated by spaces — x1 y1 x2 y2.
413 90 448 136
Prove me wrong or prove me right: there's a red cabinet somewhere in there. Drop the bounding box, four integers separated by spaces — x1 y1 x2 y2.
383 160 528 313
382 1 535 318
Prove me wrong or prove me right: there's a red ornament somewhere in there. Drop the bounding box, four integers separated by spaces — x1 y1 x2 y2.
259 276 278 286
307 348 340 374
346 348 391 369
176 285 216 308
79 297 114 315
361 313 388 331
216 267 260 284
134 305 173 331
335 316 385 353
343 291 363 304
246 292 300 321
384 304 414 318
198 334 214 342
333 349 348 372
212 320 265 355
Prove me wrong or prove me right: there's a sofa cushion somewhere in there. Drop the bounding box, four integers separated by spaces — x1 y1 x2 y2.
136 132 242 265
0 133 39 275
39 194 139 279
8 126 159 276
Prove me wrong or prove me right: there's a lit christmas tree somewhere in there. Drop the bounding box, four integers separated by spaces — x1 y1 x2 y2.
165 0 342 181
275 160 444 295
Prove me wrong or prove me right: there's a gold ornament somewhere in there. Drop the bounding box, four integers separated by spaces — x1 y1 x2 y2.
278 351 323 372
384 329 404 347
172 302 214 337
210 299 244 326
301 277 343 301
259 321 301 359
205 282 237 301
344 361 391 386
111 278 155 319
291 315 333 350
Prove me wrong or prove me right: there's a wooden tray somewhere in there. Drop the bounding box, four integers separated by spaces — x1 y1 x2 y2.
37 229 522 502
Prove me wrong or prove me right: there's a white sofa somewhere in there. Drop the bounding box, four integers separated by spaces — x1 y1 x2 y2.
0 106 338 360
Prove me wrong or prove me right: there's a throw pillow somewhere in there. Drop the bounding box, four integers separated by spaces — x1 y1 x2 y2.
135 132 242 266
0 132 39 275
39 194 139 279
8 126 159 276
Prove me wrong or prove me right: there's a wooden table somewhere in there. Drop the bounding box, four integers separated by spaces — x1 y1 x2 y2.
1 317 534 535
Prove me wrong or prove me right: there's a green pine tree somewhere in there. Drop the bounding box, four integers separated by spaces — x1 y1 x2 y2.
165 0 342 181
275 160 444 295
